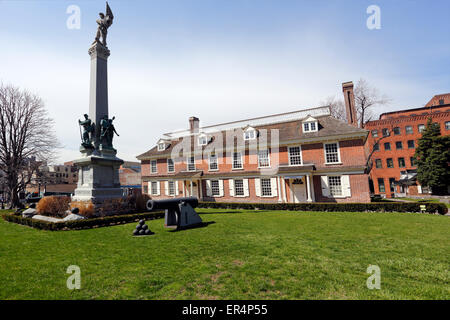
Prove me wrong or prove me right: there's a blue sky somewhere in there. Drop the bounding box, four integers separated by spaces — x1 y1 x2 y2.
1 0 449 162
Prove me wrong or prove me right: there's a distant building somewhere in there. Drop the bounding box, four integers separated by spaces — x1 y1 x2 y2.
120 161 142 195
365 94 450 197
26 162 78 195
137 81 371 203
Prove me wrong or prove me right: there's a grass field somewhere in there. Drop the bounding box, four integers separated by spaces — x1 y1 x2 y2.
0 209 449 300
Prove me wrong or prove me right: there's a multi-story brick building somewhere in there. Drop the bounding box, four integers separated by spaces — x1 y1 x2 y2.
137 82 371 203
365 94 450 197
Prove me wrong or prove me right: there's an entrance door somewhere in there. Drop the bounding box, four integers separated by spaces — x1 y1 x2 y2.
292 178 307 203
191 180 199 198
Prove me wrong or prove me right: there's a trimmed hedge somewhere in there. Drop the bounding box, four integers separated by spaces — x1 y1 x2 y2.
197 201 448 215
2 211 165 231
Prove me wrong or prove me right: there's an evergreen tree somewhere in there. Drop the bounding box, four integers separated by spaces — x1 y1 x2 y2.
414 117 450 195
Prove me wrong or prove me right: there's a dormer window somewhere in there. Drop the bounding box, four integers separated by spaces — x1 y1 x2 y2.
302 116 318 133
198 134 208 146
244 127 257 140
158 143 166 151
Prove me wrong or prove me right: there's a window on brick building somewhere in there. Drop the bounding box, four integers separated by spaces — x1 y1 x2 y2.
378 178 385 193
258 149 270 168
261 178 272 196
382 128 389 137
168 181 175 196
395 141 403 150
167 159 174 172
324 143 340 163
398 157 406 168
373 143 379 151
371 130 378 137
446 121 450 130
405 126 413 134
288 146 302 165
375 159 382 168
209 154 218 171
407 140 415 149
384 142 391 151
418 124 425 133
151 160 157 173
211 180 220 196
151 181 158 195
187 156 196 171
328 176 343 196
387 158 394 168
410 157 416 167
393 127 401 135
389 178 396 193
232 152 243 169
234 179 244 196
439 99 444 105
143 185 148 194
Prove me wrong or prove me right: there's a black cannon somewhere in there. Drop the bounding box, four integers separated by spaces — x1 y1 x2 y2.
146 197 202 230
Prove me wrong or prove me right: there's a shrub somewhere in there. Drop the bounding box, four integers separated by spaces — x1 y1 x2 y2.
70 201 95 218
197 201 448 215
36 196 71 218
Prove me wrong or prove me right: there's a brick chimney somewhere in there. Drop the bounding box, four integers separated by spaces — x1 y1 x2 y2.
342 81 358 127
189 116 199 134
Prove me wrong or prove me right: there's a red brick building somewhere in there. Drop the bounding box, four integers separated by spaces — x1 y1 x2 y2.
137 82 371 203
365 94 450 197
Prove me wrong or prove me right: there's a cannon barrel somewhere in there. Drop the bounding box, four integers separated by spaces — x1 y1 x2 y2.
146 197 199 212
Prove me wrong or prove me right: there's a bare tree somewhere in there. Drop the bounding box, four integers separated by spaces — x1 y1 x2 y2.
321 96 346 122
354 78 390 128
0 84 59 208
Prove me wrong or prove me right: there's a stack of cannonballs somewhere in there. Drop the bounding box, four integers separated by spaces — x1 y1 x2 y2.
133 219 154 236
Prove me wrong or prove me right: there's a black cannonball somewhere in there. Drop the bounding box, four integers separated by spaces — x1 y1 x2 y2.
139 219 145 225
71 207 80 214
142 224 148 230
139 229 145 235
133 229 139 236
145 229 151 235
136 224 142 230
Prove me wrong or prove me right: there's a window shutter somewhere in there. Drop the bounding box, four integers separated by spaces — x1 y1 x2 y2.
164 181 169 196
175 180 179 196
206 180 212 196
320 176 330 197
229 179 235 197
271 177 278 197
219 179 224 197
255 178 261 197
342 175 351 197
148 182 152 195
156 181 160 196
243 179 249 197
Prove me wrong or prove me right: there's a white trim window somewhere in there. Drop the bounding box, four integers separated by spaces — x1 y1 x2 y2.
244 127 257 140
158 142 166 151
258 149 270 168
150 181 159 195
288 146 302 166
167 158 174 173
445 121 450 130
260 178 277 197
328 176 342 196
302 116 318 133
418 124 425 133
324 142 340 164
211 180 220 196
234 179 245 196
168 181 176 196
187 156 196 171
232 152 243 169
198 134 208 146
151 160 157 173
209 154 218 171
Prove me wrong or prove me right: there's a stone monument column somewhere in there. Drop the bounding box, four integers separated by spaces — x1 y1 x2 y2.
72 4 124 215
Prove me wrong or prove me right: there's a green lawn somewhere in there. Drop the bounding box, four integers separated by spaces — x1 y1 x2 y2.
0 209 449 299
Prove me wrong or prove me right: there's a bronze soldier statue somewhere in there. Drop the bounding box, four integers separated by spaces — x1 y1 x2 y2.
78 114 95 148
93 2 114 46
100 115 119 148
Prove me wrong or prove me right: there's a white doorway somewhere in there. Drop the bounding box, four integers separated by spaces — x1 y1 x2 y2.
292 178 307 203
